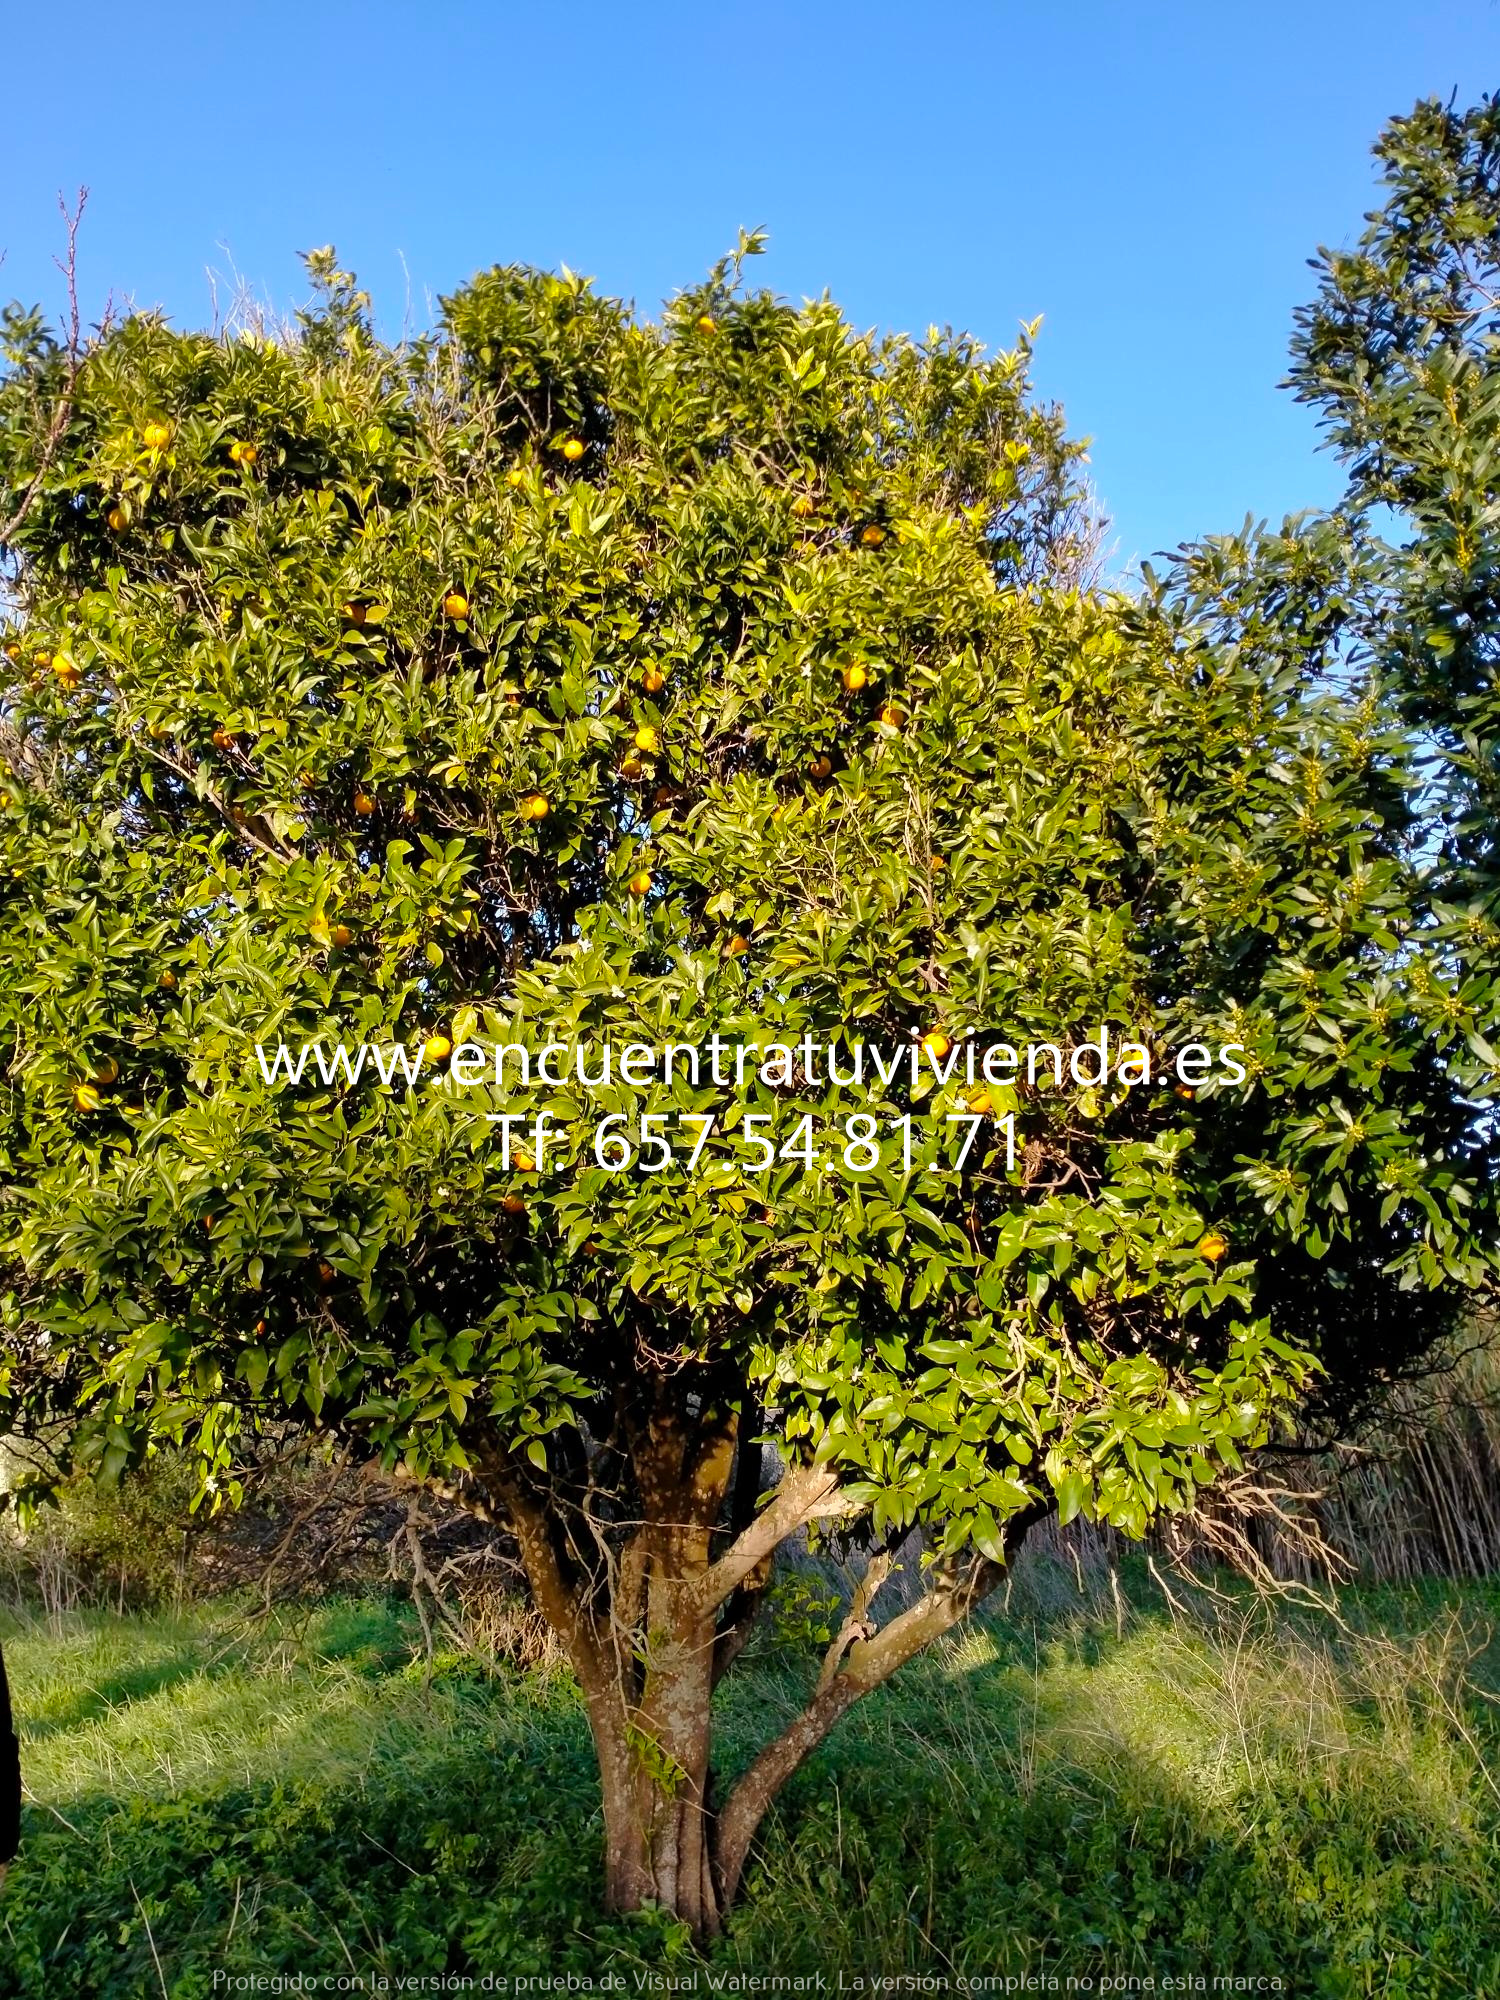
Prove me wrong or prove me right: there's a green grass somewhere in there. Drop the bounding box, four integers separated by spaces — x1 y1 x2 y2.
0 1579 1496 1998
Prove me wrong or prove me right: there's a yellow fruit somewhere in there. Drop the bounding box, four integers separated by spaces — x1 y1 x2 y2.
142 421 172 450
501 1193 528 1215
619 754 644 780
330 923 353 947
3 642 21 661
695 313 717 334
1197 1231 1228 1262
211 727 235 751
353 791 375 817
919 1030 951 1060
422 1034 453 1064
73 1082 102 1113
506 467 527 487
642 667 665 693
967 1089 993 1115
52 655 80 688
443 591 470 621
633 724 660 755
1175 1084 1196 1101
514 1149 536 1172
159 969 178 989
107 505 128 533
790 495 816 518
878 703 905 730
341 600 368 626
842 663 868 692
93 1057 120 1086
930 854 947 871
228 440 258 465
860 524 887 547
627 869 652 897
560 437 585 462
519 792 550 821
725 935 748 957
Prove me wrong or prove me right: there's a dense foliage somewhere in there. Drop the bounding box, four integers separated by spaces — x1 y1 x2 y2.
0 99 1497 1919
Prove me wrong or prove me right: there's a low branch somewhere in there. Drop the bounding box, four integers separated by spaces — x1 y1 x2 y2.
690 1463 852 1617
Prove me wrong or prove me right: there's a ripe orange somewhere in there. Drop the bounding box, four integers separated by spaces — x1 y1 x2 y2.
967 1088 993 1115
3 641 21 660
620 754 645 781
506 467 527 487
52 655 80 689
107 505 128 533
443 591 470 621
860 524 887 547
642 666 665 693
790 495 816 518
627 869 652 897
878 704 905 730
560 437 586 462
725 935 748 957
72 1082 102 1113
514 1149 536 1172
1175 1084 1196 1101
330 924 353 948
842 663 868 692
228 440 258 466
501 1193 527 1215
211 727 235 751
919 1030 952 1060
633 724 660 755
519 792 550 821
353 791 375 817
422 1034 453 1064
142 421 172 450
931 855 947 871
1197 1231 1228 1262
807 754 832 780
341 601 368 626
695 313 717 334
317 1260 336 1285
159 969 178 989
93 1057 120 1086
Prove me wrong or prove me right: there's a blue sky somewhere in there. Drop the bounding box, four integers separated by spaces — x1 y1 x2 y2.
2 3 1496 573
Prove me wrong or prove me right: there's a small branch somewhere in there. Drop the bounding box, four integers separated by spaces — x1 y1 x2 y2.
0 189 88 550
689 1463 853 1617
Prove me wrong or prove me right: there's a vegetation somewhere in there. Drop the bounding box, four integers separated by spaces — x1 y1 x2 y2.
0 1578 1496 1996
2 99 1500 1934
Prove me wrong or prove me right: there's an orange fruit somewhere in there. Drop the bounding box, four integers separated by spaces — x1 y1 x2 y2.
93 1057 120 1086
317 1260 336 1285
842 663 868 692
560 437 586 462
72 1082 102 1113
501 1193 527 1216
422 1034 453 1064
506 466 527 487
860 524 887 547
514 1149 536 1172
725 935 748 957
808 754 832 780
1175 1084 1196 1101
642 666 665 693
353 791 375 817
228 440 258 465
633 724 660 755
519 792 550 821
627 869 652 897
341 601 368 626
790 495 816 518
919 1030 951 1060
1197 1231 1228 1262
878 704 905 730
142 421 172 450
930 855 947 870
695 313 717 334
619 754 644 780
967 1089 993 1115
3 642 21 660
443 591 470 621
107 505 128 533
330 924 353 947
159 969 178 989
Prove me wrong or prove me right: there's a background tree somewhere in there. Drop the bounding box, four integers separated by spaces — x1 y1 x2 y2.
0 215 1492 1933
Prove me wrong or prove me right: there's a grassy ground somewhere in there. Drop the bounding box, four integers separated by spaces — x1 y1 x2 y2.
0 1577 1495 1999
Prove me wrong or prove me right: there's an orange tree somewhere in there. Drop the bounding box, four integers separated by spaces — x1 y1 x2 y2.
0 228 1493 1934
